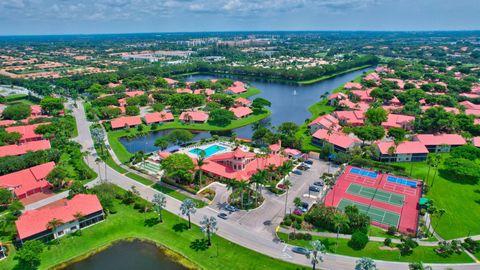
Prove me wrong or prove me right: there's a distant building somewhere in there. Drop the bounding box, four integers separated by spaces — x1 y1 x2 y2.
110 116 142 130
312 129 359 152
375 141 428 162
413 134 466 153
179 111 209 123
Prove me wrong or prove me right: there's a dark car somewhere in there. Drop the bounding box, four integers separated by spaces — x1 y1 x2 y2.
298 166 309 171
304 160 313 165
217 213 228 220
309 185 321 192
313 181 324 187
225 205 238 212
293 209 304 216
301 202 309 209
291 246 310 255
296 206 308 213
293 170 303 175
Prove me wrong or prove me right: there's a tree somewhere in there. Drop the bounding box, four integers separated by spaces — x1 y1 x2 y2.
15 240 45 269
161 153 195 183
152 193 167 223
200 215 218 246
450 145 480 160
47 218 64 236
154 137 170 150
365 107 388 126
283 179 292 216
428 154 442 187
196 150 208 187
46 166 70 189
125 105 140 116
73 212 85 235
355 257 377 270
349 231 369 250
293 197 302 208
251 97 271 113
180 199 197 229
167 129 194 145
442 157 480 184
409 262 432 270
208 108 234 127
387 127 406 142
352 125 385 143
306 240 326 270
40 96 64 115
2 103 31 120
333 213 349 251
0 188 12 205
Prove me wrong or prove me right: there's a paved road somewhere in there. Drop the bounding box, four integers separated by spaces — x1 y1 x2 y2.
28 101 479 270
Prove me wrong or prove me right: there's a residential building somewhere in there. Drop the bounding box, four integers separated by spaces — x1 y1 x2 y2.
333 110 365 126
381 114 415 130
229 107 253 119
6 123 45 143
179 111 208 123
312 129 359 152
413 134 466 153
375 141 429 162
0 139 50 158
110 116 142 130
0 162 54 199
308 114 340 133
144 112 174 124
15 194 104 243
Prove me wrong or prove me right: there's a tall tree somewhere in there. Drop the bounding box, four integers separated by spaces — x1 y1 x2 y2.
306 240 326 270
152 193 167 223
180 199 197 229
200 215 218 246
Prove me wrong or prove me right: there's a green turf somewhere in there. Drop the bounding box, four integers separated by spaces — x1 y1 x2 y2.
337 199 400 227
346 183 404 206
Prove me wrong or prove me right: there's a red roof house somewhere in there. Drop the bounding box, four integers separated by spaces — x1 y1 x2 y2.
385 78 405 89
0 162 54 199
473 137 480 148
365 72 380 81
0 139 50 158
125 91 145 97
30 105 43 116
308 114 340 132
351 89 373 102
312 129 359 152
229 107 253 119
344 82 362 90
194 89 215 96
6 123 45 142
15 194 104 242
179 111 208 123
334 110 365 126
144 112 174 124
460 101 480 110
164 78 178 85
110 116 142 129
382 114 415 130
176 88 193 94
413 134 466 152
234 97 252 107
0 119 15 127
375 141 428 162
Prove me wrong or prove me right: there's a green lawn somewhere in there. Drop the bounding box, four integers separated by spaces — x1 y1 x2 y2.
108 110 271 163
153 184 207 208
237 87 261 98
278 233 472 263
1 203 306 270
125 172 154 186
389 159 480 239
297 65 372 85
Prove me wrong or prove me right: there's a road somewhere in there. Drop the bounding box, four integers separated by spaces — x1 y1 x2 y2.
27 101 480 270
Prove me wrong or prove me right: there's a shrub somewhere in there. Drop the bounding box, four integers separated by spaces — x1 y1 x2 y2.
387 226 397 236
296 233 304 239
348 232 369 250
289 232 296 240
304 233 312 240
294 223 302 230
133 201 151 212
384 238 392 246
283 219 292 226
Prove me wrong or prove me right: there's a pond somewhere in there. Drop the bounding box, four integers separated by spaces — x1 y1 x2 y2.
62 240 188 270
120 68 371 153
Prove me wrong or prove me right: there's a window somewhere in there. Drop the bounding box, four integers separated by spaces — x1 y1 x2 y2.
71 226 77 231
57 230 64 236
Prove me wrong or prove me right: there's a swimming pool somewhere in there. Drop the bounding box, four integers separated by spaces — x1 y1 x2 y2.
387 176 417 188
350 167 378 178
189 144 226 157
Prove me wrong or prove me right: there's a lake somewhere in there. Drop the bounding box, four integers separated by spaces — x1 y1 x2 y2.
120 68 371 153
62 240 188 270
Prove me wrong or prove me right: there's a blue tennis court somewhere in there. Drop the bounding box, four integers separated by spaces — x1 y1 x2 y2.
387 176 417 188
350 167 378 179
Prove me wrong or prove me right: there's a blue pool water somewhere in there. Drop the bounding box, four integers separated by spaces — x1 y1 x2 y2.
387 176 417 188
189 144 226 157
350 167 378 178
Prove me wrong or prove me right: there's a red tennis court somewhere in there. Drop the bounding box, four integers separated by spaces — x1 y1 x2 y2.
324 165 422 235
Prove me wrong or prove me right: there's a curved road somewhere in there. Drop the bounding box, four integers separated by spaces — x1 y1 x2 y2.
28 101 479 270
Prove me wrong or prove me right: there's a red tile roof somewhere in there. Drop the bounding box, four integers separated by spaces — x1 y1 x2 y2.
144 112 174 124
334 110 365 126
6 123 44 142
421 105 459 114
179 111 208 122
365 72 380 81
234 97 252 107
15 194 103 240
414 134 466 146
176 88 193 94
0 162 54 198
0 120 15 127
382 114 415 129
229 107 253 118
110 116 142 129
30 105 42 116
465 109 480 117
327 92 348 101
193 89 215 96
225 85 247 94
0 139 50 158
460 101 480 110
351 89 373 102
473 137 480 148
164 78 178 85
376 141 429 155
125 91 145 97
344 82 362 90
312 129 359 149
308 114 340 130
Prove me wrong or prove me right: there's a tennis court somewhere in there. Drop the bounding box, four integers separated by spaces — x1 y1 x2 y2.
346 183 405 206
337 199 400 227
350 167 378 178
387 175 417 188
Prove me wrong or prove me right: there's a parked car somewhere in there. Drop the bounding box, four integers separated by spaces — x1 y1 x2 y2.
313 181 324 187
304 160 313 165
291 246 310 255
225 204 238 212
301 202 309 209
293 209 304 216
278 184 287 189
296 206 308 213
302 163 312 168
309 185 321 192
293 170 303 175
217 213 228 220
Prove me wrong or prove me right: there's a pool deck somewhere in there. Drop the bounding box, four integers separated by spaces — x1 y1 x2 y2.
178 141 235 158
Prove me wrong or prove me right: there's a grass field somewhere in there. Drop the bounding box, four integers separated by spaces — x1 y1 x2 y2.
390 158 480 239
0 203 306 270
297 65 373 85
278 232 472 263
152 184 207 208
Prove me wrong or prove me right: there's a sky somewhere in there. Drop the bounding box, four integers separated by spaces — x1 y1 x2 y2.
0 0 479 35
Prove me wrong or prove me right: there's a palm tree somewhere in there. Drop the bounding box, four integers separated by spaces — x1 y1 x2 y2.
47 218 64 238
430 154 442 187
425 155 434 185
333 213 349 252
355 257 377 270
180 199 197 229
434 209 446 231
283 179 292 216
306 240 326 270
73 212 85 235
323 175 335 204
95 157 102 180
200 215 218 246
250 171 265 208
152 193 167 223
196 150 208 188
237 180 249 209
